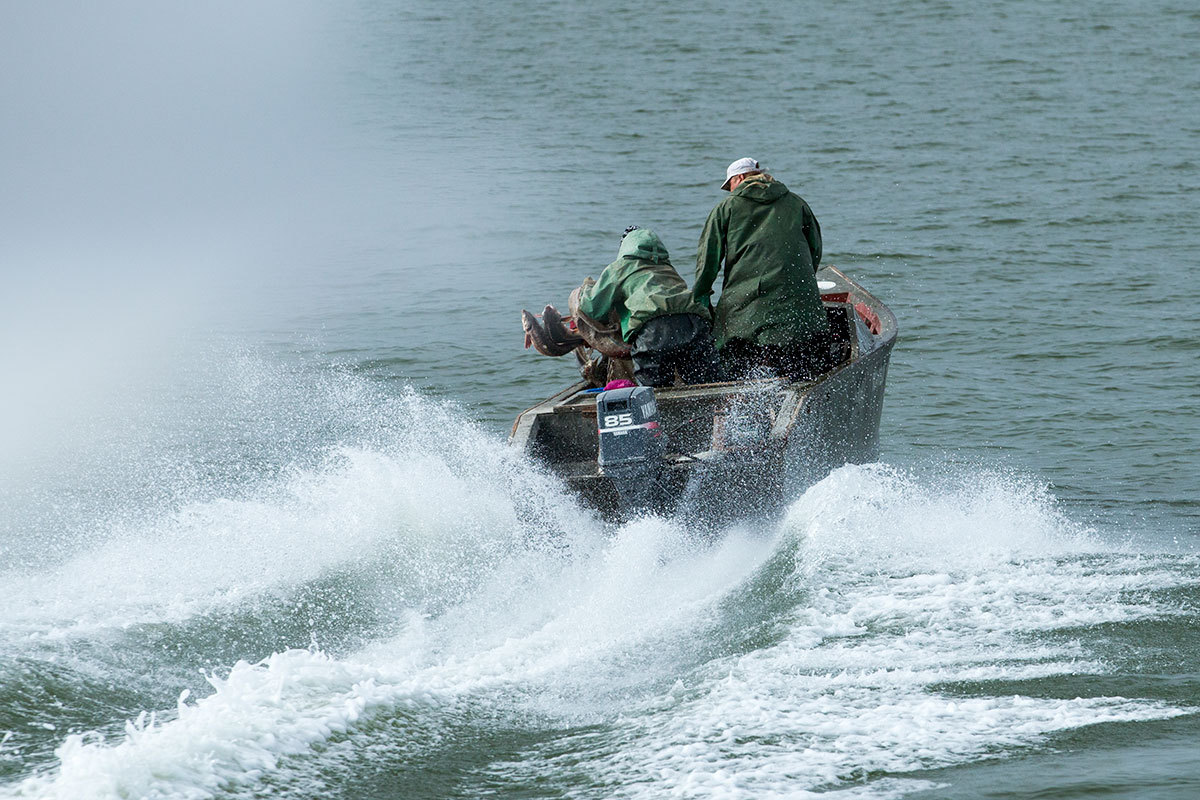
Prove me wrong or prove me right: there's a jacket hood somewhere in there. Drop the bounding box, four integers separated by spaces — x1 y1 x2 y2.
617 228 670 262
732 175 789 203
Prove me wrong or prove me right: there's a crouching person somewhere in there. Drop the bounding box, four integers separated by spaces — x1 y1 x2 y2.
578 227 721 388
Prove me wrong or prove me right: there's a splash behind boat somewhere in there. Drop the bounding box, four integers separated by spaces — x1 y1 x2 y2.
510 267 896 522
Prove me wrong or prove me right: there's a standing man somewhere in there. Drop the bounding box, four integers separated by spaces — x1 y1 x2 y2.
694 157 832 380
578 226 721 388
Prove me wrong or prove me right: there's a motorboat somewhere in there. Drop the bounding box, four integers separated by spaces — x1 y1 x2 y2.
510 267 896 522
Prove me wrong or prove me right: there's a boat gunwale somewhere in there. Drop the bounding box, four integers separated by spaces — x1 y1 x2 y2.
510 265 895 450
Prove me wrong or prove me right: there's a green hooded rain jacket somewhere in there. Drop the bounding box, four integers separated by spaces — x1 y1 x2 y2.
694 175 829 349
578 229 711 343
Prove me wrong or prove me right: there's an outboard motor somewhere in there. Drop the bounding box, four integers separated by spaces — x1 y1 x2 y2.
596 385 667 514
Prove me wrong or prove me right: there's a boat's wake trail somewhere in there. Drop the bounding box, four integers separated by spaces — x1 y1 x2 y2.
1 383 1195 799
539 465 1197 798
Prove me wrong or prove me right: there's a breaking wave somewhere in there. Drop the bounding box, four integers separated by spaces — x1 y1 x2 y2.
1 372 1195 799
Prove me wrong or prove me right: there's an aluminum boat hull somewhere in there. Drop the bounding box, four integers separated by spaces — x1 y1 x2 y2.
510 267 897 522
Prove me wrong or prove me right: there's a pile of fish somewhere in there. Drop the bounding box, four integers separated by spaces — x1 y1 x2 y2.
522 280 632 384
521 305 586 356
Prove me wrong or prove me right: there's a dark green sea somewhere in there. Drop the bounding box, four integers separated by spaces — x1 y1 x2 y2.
1 1 1197 798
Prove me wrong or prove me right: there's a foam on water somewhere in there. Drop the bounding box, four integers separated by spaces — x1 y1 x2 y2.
2 492 772 797
0 385 591 642
489 466 1196 798
2 392 1196 798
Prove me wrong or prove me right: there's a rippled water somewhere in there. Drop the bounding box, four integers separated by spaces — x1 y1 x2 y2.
1 1 1197 798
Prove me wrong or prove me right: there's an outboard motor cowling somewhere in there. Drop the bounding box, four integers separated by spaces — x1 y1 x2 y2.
596 386 667 514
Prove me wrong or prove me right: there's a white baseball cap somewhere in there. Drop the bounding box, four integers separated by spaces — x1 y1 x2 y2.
721 157 761 190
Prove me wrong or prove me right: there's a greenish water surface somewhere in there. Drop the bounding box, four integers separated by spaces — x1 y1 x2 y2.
1 1 1197 798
